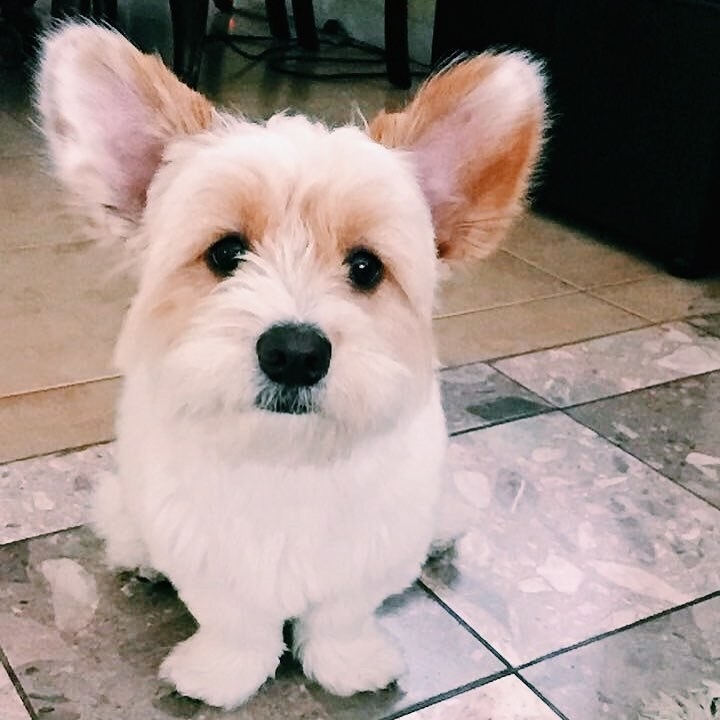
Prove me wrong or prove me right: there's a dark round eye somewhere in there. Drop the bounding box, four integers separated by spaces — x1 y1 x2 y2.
346 248 384 291
205 234 249 277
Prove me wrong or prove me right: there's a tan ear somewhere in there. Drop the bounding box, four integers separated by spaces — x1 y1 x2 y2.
369 53 546 260
37 23 215 240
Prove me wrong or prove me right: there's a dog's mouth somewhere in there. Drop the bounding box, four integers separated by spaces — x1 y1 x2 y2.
255 385 318 415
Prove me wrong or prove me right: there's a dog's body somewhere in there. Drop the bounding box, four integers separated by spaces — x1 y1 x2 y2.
38 23 545 709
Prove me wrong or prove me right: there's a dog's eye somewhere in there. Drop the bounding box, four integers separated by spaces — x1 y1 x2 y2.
205 234 249 277
346 248 384 291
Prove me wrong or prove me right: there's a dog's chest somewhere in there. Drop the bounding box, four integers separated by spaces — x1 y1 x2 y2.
140 416 446 612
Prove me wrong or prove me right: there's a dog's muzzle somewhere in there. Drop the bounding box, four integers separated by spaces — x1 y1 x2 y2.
255 323 331 414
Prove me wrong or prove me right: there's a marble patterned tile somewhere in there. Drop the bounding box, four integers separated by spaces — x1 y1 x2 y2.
402 676 560 719
0 444 114 544
493 322 720 407
523 595 720 720
567 371 720 508
0 665 31 720
0 528 502 720
433 293 646 367
422 412 720 665
440 363 551 434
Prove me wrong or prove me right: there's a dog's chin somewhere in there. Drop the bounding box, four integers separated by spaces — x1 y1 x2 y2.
254 385 318 416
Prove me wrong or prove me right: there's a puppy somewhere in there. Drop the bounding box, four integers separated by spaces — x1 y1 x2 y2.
38 23 545 709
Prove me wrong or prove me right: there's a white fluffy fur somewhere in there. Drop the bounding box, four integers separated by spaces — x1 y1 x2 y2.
37 23 545 709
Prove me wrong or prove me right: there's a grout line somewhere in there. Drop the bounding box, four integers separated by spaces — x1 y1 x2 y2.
437 311 720 372
0 437 115 470
484 316 666 367
0 374 120 402
585 287 656 323
0 644 37 720
418 581 513 671
380 670 513 720
581 289 650 323
558 404 720 514
439 317 655 371
515 588 720 672
432 288 579 321
492 362 720 416
516 675 571 720
447 366 720 513
448 405 555 438
500 248 584 290
0 524 85 550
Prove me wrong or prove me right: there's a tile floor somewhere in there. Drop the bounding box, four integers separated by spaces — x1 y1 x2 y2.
2 3 720 719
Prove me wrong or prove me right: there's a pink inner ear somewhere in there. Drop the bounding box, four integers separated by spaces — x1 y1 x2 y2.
95 82 164 216
408 100 486 218
411 131 460 215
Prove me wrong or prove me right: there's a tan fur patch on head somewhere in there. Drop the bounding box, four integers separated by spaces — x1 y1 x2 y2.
119 263 217 364
369 56 500 148
132 53 214 139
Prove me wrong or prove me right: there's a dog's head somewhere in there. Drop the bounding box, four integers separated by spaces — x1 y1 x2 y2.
38 25 545 441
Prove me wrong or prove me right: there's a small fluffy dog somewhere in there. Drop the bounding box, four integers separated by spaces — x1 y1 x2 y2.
38 24 545 709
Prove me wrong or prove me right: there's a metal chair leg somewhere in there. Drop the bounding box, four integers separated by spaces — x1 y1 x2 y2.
266 0 290 39
385 0 411 88
169 0 209 88
290 0 318 50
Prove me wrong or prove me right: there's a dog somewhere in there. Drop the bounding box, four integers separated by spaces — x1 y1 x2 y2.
37 23 545 709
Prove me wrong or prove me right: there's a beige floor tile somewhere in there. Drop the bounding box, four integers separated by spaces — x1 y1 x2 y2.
591 275 720 322
0 378 118 463
505 213 658 288
0 67 33 120
203 40 414 125
433 293 647 367
435 250 574 317
0 241 134 396
0 111 41 157
1 310 120 397
1 155 88 249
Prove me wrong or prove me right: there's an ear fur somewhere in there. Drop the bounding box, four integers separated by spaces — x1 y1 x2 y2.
370 53 546 260
37 23 215 241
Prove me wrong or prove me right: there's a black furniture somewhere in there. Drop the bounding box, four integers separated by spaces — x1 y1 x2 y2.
433 0 720 276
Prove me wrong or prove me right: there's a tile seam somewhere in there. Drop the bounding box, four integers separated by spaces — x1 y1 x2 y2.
515 588 720 672
0 644 37 720
0 375 120 402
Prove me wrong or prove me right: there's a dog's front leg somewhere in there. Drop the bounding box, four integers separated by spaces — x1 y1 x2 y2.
159 584 285 710
293 592 405 696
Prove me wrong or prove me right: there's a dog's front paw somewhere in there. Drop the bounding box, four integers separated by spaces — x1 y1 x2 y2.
298 622 405 696
159 629 281 709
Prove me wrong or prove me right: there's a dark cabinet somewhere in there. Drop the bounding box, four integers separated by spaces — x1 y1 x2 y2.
433 0 720 276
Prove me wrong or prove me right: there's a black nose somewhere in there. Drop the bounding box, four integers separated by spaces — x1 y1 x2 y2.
256 323 331 387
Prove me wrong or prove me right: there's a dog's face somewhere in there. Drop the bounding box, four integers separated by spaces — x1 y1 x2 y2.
123 118 439 432
38 25 545 439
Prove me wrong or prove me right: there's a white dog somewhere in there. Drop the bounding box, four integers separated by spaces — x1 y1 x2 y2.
38 24 545 709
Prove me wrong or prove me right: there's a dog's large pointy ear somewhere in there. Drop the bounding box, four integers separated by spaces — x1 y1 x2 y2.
369 53 546 261
37 23 215 240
